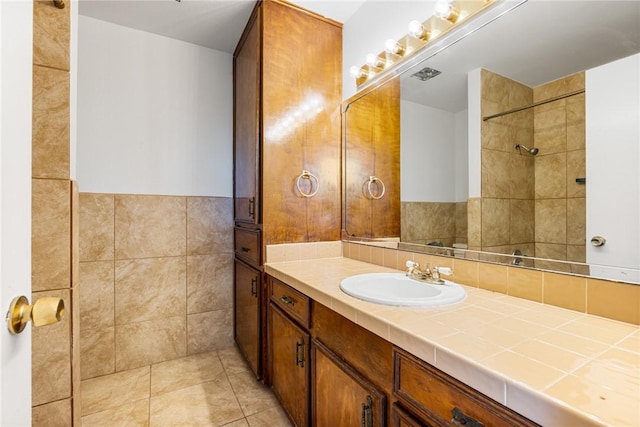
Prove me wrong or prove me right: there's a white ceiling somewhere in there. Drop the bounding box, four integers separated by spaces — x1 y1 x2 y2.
78 0 366 53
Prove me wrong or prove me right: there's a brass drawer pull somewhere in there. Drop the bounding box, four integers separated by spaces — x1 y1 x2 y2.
280 295 294 305
251 277 258 297
295 340 305 367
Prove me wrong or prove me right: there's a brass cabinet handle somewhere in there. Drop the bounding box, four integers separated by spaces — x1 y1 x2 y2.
248 197 255 218
280 295 294 305
251 277 258 297
361 395 373 427
295 340 305 367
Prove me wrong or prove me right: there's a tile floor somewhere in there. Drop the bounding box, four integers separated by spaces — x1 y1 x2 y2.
80 346 292 426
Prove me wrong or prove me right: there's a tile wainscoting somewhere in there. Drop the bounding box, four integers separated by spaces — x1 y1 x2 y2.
79 193 234 380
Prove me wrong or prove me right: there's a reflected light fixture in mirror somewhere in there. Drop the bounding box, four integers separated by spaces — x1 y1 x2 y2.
351 0 495 87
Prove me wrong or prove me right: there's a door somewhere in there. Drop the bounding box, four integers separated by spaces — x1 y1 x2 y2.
234 258 261 378
233 9 260 225
311 339 386 427
0 0 33 425
269 304 309 426
586 53 640 282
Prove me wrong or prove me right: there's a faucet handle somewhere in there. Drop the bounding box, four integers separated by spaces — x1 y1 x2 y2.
434 266 453 276
405 260 418 269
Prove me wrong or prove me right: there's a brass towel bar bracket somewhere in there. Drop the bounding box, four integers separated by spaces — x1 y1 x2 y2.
53 0 65 9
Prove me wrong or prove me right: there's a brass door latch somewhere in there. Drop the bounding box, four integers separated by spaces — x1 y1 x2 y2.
6 295 65 335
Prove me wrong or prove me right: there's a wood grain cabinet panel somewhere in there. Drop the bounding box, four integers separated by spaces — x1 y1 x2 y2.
311 339 386 427
234 259 261 377
394 348 539 427
269 304 310 427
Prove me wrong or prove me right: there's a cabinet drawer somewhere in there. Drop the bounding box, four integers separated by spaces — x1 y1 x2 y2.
270 277 310 329
394 348 538 427
234 227 261 266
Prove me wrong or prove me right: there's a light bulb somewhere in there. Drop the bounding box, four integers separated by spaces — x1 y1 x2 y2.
434 0 460 23
384 39 405 56
408 20 429 41
366 53 385 69
349 65 368 79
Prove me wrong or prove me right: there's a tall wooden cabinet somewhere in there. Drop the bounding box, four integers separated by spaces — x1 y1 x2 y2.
233 0 342 380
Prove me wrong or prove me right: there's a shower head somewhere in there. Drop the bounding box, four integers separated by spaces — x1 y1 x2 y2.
514 144 539 155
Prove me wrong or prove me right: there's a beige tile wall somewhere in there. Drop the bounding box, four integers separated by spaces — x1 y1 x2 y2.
401 201 461 247
344 241 640 325
79 193 234 380
479 69 535 257
533 72 586 264
31 0 80 425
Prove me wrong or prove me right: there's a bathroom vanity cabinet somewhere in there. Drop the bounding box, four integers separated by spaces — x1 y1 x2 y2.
267 274 539 427
233 0 342 380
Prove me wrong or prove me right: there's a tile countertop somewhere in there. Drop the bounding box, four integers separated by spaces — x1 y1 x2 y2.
264 257 640 427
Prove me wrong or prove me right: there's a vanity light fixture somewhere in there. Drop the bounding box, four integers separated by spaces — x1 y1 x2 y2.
366 53 386 69
434 0 460 24
384 39 405 56
349 65 369 79
408 20 430 41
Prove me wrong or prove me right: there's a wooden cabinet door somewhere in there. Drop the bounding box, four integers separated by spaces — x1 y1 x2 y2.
269 304 309 427
311 339 386 427
233 9 260 225
234 259 261 377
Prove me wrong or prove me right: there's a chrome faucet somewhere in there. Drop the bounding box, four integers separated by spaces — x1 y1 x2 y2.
405 261 453 285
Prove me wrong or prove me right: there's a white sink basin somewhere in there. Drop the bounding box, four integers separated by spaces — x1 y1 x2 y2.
339 273 466 307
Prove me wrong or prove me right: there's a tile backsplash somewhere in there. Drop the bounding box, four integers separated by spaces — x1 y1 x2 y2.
79 193 234 380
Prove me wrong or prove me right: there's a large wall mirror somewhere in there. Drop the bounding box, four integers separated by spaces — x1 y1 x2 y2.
344 0 640 284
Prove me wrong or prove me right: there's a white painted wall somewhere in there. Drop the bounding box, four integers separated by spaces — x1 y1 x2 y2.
77 16 233 197
342 1 436 100
401 100 467 202
586 53 640 283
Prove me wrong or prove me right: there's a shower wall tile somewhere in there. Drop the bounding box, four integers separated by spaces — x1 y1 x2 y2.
510 199 534 244
187 197 233 255
187 254 233 314
509 154 534 199
116 316 187 371
535 199 566 244
535 243 567 262
79 193 114 262
32 66 70 179
115 257 186 325
481 198 510 247
566 245 586 263
467 198 482 248
455 202 468 241
32 289 72 406
80 326 115 380
33 0 70 71
566 150 586 198
535 153 567 199
115 195 186 259
79 261 114 331
533 72 584 102
482 150 510 198
566 198 586 245
534 124 566 156
187 309 234 354
507 267 543 303
587 279 640 325
543 273 586 313
482 121 510 151
32 398 72 427
32 179 71 291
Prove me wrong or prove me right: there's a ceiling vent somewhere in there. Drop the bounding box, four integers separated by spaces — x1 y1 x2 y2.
410 67 441 81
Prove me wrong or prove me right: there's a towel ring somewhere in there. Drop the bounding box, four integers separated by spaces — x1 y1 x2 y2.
366 176 385 200
296 170 319 198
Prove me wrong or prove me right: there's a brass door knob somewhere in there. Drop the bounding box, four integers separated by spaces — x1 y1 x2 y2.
6 296 65 335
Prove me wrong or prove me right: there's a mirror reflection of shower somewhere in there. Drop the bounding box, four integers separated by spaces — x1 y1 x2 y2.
514 144 539 155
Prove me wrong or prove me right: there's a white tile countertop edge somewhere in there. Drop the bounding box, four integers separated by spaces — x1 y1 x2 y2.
265 257 640 427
